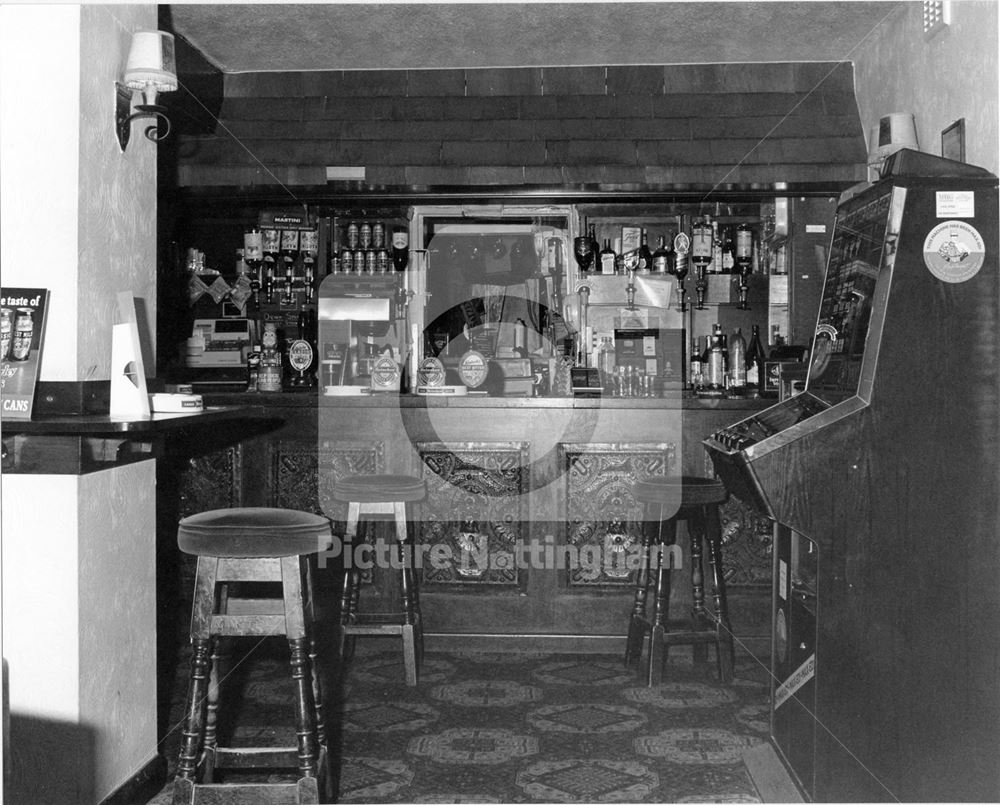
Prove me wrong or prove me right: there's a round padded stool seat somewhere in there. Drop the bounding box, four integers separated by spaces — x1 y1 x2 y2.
333 474 426 503
177 507 332 558
634 476 728 508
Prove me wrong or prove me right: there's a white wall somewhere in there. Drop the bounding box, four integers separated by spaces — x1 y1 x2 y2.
0 4 161 802
0 4 81 381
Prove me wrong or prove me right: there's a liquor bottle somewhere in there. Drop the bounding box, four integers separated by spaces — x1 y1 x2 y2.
745 324 766 393
735 223 753 271
651 235 669 274
596 336 615 393
280 229 299 304
262 228 280 303
246 345 261 392
599 239 616 275
719 226 735 273
300 228 318 301
691 217 713 307
637 230 653 274
258 322 283 392
728 327 747 394
706 334 726 392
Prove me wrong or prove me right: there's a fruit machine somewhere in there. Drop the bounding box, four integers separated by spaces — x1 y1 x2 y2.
704 150 999 802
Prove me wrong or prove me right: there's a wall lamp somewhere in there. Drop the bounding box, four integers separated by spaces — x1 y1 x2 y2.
115 30 178 151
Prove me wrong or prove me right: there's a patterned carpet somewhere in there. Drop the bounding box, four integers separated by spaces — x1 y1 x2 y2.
148 640 770 804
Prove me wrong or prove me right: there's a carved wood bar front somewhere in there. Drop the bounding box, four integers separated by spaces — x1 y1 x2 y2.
172 395 771 645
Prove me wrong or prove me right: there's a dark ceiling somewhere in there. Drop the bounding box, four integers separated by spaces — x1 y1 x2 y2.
167 2 903 73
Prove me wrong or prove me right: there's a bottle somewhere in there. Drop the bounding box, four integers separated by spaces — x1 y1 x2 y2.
637 230 653 274
596 337 615 393
735 223 753 273
728 327 747 394
720 226 735 273
707 334 726 392
246 345 262 392
745 324 766 393
691 216 713 273
262 228 280 302
652 236 670 274
259 322 283 392
708 219 721 274
599 239 616 275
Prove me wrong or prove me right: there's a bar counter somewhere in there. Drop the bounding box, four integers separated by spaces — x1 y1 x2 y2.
167 389 773 646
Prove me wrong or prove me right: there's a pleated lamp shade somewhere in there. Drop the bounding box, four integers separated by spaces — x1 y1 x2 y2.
123 30 178 103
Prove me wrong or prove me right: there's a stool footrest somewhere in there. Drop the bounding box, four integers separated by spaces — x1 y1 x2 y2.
178 780 311 805
210 614 287 637
342 612 420 635
213 745 303 769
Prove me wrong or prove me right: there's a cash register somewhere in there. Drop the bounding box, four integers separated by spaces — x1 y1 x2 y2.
182 318 252 389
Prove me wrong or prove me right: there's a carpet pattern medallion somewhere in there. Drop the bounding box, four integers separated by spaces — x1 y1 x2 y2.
150 646 769 803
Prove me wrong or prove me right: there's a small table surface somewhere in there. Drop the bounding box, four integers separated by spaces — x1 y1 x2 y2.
1 405 266 436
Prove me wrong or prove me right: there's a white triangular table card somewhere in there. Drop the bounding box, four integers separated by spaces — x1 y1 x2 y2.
110 291 151 417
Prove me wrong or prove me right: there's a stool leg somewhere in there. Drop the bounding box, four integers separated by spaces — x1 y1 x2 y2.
625 503 653 668
174 557 218 800
303 560 328 747
201 637 229 784
704 504 736 683
281 557 321 786
395 502 419 686
173 638 211 793
339 501 361 661
688 511 710 666
645 507 676 686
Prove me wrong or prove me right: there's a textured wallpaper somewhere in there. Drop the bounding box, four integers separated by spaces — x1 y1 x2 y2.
77 4 158 380
853 1 999 176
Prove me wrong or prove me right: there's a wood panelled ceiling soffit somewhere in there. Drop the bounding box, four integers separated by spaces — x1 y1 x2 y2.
164 2 902 196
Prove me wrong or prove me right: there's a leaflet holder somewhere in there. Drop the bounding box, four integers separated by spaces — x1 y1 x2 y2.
110 290 151 417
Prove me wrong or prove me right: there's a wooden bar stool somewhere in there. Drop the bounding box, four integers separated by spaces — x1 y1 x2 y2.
172 507 333 805
333 473 426 686
624 476 736 686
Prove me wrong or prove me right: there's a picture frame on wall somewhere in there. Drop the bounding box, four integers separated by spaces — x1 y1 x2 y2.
941 118 966 162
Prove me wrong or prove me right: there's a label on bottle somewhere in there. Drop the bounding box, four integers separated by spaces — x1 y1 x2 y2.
747 363 759 386
299 229 318 253
600 252 616 274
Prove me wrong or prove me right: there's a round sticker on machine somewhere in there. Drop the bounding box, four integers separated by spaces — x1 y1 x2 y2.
923 220 986 283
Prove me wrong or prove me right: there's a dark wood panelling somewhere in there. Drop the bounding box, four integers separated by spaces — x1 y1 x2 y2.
175 62 867 190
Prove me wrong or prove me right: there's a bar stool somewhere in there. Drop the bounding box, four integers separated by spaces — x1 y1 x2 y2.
624 476 736 686
172 507 333 805
333 473 426 686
